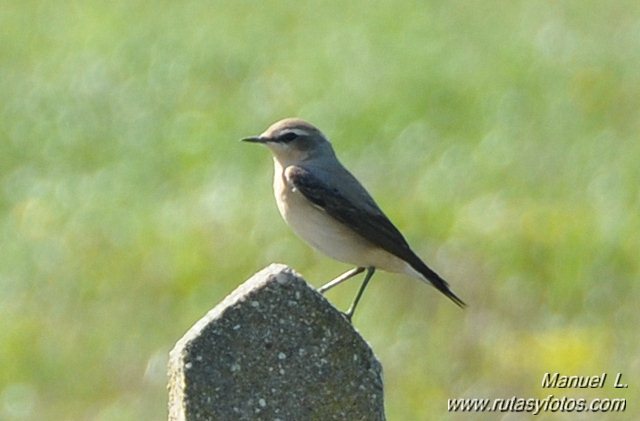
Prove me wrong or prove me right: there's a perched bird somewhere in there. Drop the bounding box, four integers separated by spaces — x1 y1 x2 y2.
242 118 465 320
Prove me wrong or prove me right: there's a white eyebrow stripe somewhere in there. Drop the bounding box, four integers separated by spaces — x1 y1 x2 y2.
283 128 310 137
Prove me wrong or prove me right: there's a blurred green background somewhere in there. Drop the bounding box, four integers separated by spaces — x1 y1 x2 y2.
2 1 638 420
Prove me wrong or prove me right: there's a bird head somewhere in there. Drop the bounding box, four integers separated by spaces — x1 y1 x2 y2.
242 118 335 165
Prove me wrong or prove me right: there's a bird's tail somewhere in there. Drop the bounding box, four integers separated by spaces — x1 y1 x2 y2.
406 253 466 308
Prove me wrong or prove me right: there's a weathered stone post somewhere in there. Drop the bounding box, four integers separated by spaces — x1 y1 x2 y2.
168 264 385 420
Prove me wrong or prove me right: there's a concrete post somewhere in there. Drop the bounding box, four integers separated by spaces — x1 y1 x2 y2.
168 264 385 420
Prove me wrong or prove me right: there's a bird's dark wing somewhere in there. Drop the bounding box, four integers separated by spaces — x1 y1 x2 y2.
285 165 466 308
285 165 415 262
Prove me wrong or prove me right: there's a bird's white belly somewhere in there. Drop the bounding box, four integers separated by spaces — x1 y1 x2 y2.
282 196 369 265
273 170 410 273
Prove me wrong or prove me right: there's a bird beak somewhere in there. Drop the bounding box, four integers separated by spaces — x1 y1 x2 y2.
241 135 267 143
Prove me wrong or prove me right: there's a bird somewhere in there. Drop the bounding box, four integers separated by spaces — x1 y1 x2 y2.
242 118 465 320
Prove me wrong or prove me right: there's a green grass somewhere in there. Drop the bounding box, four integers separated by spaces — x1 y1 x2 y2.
1 1 639 419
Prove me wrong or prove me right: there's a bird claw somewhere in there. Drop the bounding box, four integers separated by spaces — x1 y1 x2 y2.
342 310 354 323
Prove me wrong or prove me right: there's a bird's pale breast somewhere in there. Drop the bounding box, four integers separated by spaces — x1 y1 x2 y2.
272 161 411 274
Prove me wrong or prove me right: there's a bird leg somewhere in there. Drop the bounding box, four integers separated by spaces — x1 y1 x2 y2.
317 267 365 294
344 267 375 322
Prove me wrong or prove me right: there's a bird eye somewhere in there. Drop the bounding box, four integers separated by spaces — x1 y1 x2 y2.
279 132 298 142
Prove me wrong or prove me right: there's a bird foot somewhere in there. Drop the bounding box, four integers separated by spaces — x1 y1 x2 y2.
342 310 354 324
